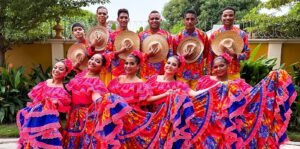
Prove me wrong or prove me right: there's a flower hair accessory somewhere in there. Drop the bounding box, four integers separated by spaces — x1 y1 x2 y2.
220 53 232 64
177 55 186 73
63 59 73 74
130 50 144 65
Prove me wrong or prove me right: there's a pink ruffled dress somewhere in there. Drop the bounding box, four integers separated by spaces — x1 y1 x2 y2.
63 70 131 149
192 75 250 148
192 71 296 148
63 70 107 148
17 81 71 149
107 77 155 148
141 75 195 148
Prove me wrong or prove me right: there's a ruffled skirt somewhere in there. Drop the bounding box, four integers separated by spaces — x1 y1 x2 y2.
17 100 63 149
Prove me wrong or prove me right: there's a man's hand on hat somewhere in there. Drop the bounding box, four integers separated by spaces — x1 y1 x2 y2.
183 43 195 58
148 43 160 57
222 46 236 57
117 40 133 54
91 32 103 47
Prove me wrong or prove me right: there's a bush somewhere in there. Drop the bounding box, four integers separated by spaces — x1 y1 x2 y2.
0 64 30 123
28 64 52 88
240 44 276 86
288 63 300 131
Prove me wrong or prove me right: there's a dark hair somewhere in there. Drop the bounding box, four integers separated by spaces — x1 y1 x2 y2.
71 23 84 31
221 6 236 16
183 9 197 18
128 54 140 65
91 53 107 67
149 10 159 15
56 59 68 72
96 6 107 13
170 56 181 67
118 8 129 17
213 56 228 65
100 54 107 67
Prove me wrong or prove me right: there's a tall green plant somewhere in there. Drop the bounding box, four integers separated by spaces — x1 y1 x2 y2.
240 44 277 86
28 64 52 88
0 65 30 123
288 63 300 131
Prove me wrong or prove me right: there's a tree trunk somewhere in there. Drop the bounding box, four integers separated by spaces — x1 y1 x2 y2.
0 33 9 66
0 49 5 66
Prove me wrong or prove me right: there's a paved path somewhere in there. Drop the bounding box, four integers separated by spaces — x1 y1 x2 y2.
0 138 300 149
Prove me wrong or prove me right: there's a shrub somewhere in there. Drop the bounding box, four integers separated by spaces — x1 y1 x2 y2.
0 65 30 123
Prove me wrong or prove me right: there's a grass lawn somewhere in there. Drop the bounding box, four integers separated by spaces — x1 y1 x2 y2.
0 123 19 138
0 120 66 138
287 131 300 142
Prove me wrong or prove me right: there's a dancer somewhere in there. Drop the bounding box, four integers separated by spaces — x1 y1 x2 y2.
17 59 72 149
63 53 130 148
192 55 296 148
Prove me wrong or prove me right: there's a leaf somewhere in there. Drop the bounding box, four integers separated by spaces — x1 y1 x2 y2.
14 70 21 88
249 44 261 61
0 86 5 94
10 89 19 93
0 109 5 123
2 104 10 107
9 104 16 115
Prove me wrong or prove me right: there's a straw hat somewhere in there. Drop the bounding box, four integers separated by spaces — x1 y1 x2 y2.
67 43 88 70
86 26 109 52
211 30 244 56
177 37 204 63
114 31 140 60
142 34 169 63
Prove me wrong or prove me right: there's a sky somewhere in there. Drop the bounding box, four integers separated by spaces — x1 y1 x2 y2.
82 0 170 30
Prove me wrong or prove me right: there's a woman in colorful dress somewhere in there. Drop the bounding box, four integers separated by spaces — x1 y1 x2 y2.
192 54 296 148
17 59 73 149
63 53 130 148
105 50 156 148
143 55 216 148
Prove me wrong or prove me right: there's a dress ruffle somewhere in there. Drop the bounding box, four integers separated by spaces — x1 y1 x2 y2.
27 81 71 112
192 70 296 148
239 70 297 148
108 77 153 105
17 82 70 149
66 70 108 97
146 75 190 107
64 94 131 149
192 82 247 148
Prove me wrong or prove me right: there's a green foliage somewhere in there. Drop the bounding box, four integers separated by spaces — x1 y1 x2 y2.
288 63 300 131
28 64 52 88
0 65 30 124
111 22 117 31
162 0 260 31
136 26 144 33
170 22 185 34
241 1 300 38
162 0 190 30
264 0 295 9
240 44 277 86
196 0 260 31
28 63 75 88
62 10 98 39
0 0 110 65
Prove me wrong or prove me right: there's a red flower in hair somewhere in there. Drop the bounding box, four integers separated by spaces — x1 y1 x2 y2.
220 53 232 64
130 50 144 65
63 59 73 74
